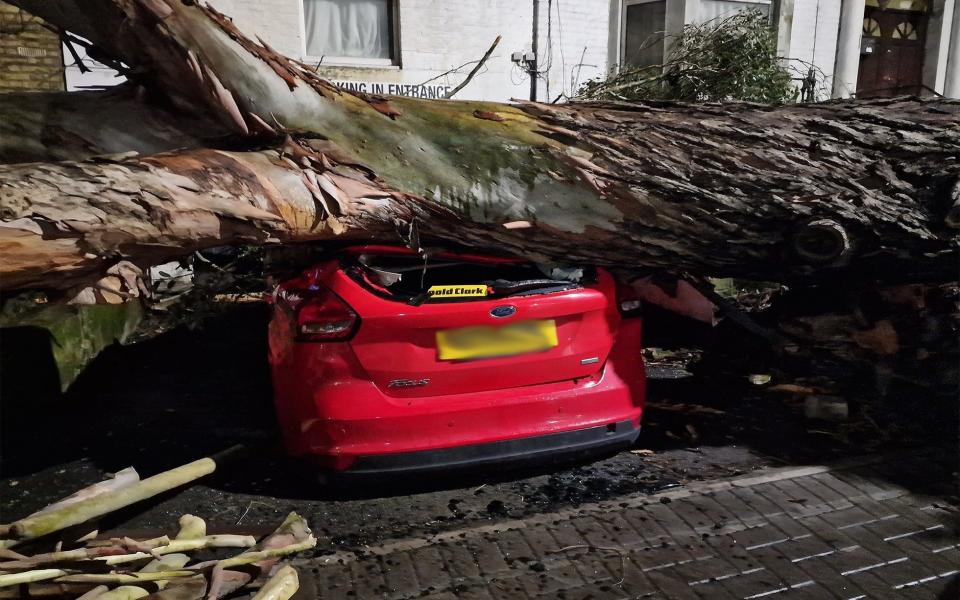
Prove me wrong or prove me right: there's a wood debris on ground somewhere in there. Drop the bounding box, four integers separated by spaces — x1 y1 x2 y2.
644 402 727 416
0 458 313 599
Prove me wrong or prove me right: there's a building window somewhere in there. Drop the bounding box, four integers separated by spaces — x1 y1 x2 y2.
302 0 395 65
622 0 666 69
863 17 883 37
698 0 771 22
891 21 918 39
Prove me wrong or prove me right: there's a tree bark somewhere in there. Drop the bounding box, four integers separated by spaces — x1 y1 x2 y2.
1 147 401 290
1 0 958 294
0 0 956 405
0 88 228 164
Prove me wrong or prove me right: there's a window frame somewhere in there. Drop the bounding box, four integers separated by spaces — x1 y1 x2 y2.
298 0 401 68
710 0 772 6
699 0 773 21
620 0 668 68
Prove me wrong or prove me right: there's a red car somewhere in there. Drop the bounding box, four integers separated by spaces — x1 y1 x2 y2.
268 245 646 475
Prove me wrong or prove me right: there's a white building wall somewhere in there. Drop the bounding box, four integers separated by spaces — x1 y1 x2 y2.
205 0 612 103
946 0 960 96
205 0 304 57
538 0 614 100
923 0 956 93
61 0 960 101
63 41 125 91
786 0 842 100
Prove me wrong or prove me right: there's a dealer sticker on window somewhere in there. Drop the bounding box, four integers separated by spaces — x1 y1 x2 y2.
427 285 488 298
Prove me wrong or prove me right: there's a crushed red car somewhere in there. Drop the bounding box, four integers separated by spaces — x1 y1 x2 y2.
268 245 646 475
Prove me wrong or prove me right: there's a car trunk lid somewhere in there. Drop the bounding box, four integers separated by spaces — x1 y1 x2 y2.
330 248 620 397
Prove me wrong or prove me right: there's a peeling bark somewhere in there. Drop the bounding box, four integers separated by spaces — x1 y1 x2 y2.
0 0 955 406
1 0 958 293
0 87 228 163
0 147 406 289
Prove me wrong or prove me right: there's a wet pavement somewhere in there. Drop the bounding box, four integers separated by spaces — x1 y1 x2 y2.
2 305 957 584
293 449 960 599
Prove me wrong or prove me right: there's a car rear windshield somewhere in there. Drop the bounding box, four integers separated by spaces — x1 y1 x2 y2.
342 251 595 304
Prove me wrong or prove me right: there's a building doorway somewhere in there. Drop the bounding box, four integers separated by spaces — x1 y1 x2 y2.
857 0 929 97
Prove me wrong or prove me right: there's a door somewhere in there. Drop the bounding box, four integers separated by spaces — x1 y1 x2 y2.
857 2 929 98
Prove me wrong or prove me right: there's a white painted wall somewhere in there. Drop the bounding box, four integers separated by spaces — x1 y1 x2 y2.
58 0 960 102
923 0 956 93
785 0 841 100
206 0 612 103
63 41 124 91
538 0 615 100
946 0 960 96
205 0 305 57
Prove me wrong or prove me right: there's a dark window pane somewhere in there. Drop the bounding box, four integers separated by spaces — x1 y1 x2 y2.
624 1 666 69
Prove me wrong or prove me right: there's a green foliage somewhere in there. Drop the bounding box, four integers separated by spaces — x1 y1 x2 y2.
1 295 143 390
578 10 795 104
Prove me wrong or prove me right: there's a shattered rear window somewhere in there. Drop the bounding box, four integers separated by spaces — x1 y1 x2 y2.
343 252 594 304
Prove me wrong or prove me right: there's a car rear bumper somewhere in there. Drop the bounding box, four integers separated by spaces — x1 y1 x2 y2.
338 419 640 476
271 314 646 470
273 348 644 465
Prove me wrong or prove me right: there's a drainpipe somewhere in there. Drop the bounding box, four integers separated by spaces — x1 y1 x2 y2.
832 0 866 98
946 1 960 97
608 0 623 74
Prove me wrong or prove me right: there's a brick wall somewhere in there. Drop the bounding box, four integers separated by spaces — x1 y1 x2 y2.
0 1 65 92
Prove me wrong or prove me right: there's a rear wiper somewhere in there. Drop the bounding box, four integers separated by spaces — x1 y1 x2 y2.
488 279 578 296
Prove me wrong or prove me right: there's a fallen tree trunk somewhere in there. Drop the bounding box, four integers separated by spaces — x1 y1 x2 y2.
0 88 229 164
0 147 397 290
1 0 958 296
0 0 957 403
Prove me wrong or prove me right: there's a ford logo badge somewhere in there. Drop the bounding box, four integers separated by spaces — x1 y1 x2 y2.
490 305 517 318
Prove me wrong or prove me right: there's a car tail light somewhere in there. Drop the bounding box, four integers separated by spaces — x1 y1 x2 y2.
616 282 643 318
278 284 359 341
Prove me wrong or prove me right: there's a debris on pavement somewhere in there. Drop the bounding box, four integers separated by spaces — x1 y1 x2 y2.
0 459 314 599
804 395 850 421
642 347 701 380
2 459 216 542
767 383 825 395
644 401 726 416
684 423 700 446
249 565 298 600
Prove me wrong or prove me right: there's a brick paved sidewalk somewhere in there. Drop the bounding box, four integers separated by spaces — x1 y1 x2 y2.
293 451 959 599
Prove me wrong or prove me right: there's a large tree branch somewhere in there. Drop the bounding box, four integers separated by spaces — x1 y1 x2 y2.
0 147 405 290
0 87 230 164
1 0 956 402
3 0 958 294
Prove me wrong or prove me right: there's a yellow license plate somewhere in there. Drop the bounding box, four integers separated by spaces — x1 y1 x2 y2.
436 319 558 361
427 284 488 298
